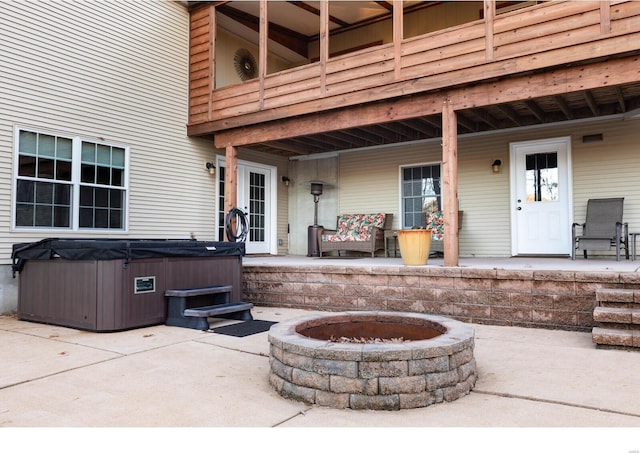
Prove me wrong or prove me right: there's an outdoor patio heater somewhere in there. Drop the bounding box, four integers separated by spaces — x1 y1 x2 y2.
307 182 324 257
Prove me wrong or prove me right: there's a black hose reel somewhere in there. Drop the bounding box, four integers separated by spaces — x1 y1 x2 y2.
224 208 248 242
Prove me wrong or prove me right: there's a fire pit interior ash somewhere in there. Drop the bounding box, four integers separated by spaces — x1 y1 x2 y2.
300 319 442 342
268 311 477 411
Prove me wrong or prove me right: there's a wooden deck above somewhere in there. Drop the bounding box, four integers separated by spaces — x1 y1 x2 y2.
187 1 640 156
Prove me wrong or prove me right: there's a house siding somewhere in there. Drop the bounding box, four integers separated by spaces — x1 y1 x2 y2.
333 117 639 257
571 120 640 222
0 1 224 312
287 156 340 256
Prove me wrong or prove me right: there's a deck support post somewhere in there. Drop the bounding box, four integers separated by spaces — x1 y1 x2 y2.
224 144 239 241
442 99 459 267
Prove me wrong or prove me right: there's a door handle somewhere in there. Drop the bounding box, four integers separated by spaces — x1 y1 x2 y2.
517 207 522 210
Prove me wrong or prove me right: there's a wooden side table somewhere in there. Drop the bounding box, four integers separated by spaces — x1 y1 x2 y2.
385 230 398 257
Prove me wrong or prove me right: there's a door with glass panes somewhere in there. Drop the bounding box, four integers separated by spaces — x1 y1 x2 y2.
217 160 274 254
510 137 572 255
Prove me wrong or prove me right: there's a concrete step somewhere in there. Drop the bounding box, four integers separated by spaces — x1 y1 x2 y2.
596 288 640 305
592 326 640 348
593 306 640 325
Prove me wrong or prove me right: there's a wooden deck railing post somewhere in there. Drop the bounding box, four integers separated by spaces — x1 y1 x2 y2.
600 0 611 34
393 0 403 79
484 0 495 61
259 0 267 109
207 4 215 121
442 99 459 267
320 0 328 96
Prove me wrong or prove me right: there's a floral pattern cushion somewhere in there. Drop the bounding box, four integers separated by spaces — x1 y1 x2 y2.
427 211 445 240
322 213 386 242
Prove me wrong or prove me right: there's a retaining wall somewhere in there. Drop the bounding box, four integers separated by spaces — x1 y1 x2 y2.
243 264 640 332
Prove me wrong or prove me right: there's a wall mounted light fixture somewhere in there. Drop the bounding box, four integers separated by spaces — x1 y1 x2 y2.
205 162 216 175
582 133 603 143
282 176 291 187
491 159 502 173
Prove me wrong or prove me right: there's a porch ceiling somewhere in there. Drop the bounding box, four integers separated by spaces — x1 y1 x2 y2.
238 80 640 158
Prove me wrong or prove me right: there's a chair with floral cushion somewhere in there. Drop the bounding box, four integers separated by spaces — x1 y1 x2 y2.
426 211 445 240
426 210 463 257
318 213 393 257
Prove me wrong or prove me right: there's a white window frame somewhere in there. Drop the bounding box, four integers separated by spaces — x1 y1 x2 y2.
399 161 443 229
12 126 130 232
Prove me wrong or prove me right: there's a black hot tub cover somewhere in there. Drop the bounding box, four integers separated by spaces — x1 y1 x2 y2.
11 238 245 275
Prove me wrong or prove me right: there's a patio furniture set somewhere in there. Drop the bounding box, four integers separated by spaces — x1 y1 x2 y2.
316 198 635 261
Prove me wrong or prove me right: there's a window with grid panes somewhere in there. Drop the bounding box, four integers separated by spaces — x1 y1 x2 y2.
15 128 127 230
401 164 442 229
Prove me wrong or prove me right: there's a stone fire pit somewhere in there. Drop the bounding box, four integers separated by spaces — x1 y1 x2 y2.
268 311 477 410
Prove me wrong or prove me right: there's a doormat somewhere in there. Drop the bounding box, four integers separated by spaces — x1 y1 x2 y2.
212 320 277 337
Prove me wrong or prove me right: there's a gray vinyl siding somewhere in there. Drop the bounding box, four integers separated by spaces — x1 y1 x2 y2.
338 117 640 257
339 141 441 230
571 120 640 225
0 1 222 265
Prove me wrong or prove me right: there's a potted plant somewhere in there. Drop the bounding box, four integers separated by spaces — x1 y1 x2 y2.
398 210 446 265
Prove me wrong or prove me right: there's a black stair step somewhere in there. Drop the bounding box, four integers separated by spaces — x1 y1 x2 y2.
165 285 233 297
183 302 253 318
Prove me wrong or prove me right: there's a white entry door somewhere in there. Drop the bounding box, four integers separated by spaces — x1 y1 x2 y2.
217 159 276 254
510 137 572 255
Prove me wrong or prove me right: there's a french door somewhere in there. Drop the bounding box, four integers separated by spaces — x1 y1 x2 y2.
217 159 276 254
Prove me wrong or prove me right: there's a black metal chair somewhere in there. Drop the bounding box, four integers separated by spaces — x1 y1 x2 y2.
571 197 628 261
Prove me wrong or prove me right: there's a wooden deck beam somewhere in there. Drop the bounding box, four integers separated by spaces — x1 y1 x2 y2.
213 54 640 148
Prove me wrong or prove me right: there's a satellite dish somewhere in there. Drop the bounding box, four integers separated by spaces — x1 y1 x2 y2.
234 48 257 81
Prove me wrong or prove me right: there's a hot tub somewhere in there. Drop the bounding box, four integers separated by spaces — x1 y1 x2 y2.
11 238 245 332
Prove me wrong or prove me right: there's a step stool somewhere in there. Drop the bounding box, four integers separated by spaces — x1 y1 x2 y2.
165 285 253 330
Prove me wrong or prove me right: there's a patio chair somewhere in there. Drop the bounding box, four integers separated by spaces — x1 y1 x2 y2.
571 197 629 261
426 210 463 258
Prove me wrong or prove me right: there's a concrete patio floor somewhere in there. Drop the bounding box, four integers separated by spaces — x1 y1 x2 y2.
1 304 639 452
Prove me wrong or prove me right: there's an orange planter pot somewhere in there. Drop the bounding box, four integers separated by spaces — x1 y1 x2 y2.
397 229 432 265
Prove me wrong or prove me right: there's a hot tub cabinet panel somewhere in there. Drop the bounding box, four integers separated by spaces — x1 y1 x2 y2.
165 256 242 301
99 258 167 331
18 260 100 331
12 239 245 332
